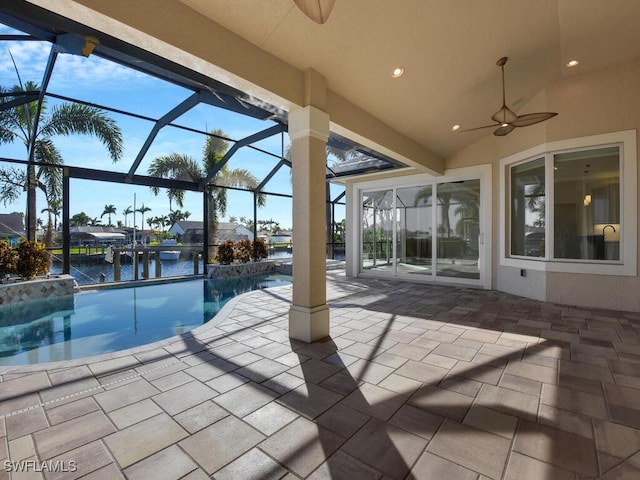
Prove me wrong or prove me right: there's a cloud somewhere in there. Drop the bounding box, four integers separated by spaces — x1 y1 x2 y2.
51 54 146 90
0 41 49 84
0 38 147 91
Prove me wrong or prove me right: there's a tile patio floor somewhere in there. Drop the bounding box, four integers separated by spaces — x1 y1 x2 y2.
1 271 640 479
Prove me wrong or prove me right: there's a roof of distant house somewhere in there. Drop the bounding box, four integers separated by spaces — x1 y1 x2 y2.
0 213 26 236
70 226 126 233
173 220 203 231
172 221 246 232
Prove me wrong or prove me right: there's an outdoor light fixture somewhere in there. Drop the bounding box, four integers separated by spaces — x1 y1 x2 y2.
567 59 580 67
391 67 405 78
452 124 461 131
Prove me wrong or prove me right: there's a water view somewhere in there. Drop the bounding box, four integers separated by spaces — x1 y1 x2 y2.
0 273 292 366
50 252 293 285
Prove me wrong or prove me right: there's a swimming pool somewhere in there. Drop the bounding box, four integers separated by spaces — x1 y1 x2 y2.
0 273 291 366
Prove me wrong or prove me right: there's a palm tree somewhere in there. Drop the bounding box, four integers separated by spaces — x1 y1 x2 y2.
0 80 123 241
136 204 151 231
101 204 117 226
69 212 91 227
158 214 170 232
148 129 266 260
239 216 254 232
168 209 190 225
414 184 464 239
122 206 133 228
41 198 61 230
41 197 62 247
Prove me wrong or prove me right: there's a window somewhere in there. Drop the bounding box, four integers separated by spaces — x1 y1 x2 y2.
501 130 636 276
553 147 620 261
509 147 620 262
510 158 545 258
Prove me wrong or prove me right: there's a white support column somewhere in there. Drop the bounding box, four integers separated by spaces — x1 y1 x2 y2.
288 105 330 342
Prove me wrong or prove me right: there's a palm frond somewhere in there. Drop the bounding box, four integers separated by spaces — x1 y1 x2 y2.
214 168 260 189
213 187 227 218
35 138 63 201
148 153 202 181
0 167 26 206
203 128 230 168
148 153 202 208
39 103 124 161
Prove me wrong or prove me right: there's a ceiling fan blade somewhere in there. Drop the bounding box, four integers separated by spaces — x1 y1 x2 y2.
457 123 500 133
511 112 558 127
294 0 336 24
459 57 558 138
493 124 515 136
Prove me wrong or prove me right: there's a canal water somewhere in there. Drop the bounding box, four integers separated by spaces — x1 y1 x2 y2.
50 252 293 285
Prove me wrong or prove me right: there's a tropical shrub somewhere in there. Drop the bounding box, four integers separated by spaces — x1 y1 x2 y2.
251 238 269 262
15 239 50 279
216 240 235 265
235 239 252 263
0 241 18 277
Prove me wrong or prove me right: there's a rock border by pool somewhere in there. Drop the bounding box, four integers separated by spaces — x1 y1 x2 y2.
0 274 76 305
206 260 277 279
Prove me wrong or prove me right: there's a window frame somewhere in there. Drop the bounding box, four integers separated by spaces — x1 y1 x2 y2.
500 130 637 276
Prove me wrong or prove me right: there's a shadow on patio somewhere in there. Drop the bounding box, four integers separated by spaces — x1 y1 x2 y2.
1 271 639 479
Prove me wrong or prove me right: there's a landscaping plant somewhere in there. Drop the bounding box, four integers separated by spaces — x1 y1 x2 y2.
15 239 50 279
251 238 269 262
215 239 235 265
0 241 18 277
235 239 252 263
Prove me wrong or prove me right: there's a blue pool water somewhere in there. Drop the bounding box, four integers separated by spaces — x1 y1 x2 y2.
0 274 291 366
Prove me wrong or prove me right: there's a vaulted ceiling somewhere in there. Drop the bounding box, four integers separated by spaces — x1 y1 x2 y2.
177 0 640 159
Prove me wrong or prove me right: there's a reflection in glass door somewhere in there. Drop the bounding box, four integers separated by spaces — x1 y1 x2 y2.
362 190 394 272
360 178 483 284
436 180 481 279
396 186 433 277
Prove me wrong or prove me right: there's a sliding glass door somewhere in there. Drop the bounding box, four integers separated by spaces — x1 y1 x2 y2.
362 190 394 272
396 185 433 276
435 180 480 280
360 177 483 284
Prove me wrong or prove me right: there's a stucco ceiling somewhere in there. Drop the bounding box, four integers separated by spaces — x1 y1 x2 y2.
178 0 640 159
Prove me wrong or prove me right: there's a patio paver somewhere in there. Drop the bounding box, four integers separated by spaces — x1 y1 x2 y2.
1 271 640 479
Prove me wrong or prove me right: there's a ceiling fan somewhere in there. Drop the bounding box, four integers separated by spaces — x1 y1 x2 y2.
293 0 336 24
460 57 557 136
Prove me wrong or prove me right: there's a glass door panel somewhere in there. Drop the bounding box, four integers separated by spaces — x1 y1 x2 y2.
435 180 481 279
396 186 433 276
361 190 394 272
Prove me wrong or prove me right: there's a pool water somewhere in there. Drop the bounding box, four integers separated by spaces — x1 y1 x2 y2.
0 274 291 366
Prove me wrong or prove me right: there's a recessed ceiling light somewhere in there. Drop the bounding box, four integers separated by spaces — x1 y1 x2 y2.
452 124 461 131
566 59 580 67
391 67 405 78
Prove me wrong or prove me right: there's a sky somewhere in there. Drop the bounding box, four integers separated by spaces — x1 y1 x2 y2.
0 23 345 231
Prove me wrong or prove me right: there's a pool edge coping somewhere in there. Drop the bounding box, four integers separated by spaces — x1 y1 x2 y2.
0 282 289 374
